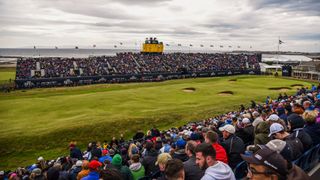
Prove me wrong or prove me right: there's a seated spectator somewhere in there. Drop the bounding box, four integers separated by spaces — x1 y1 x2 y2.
219 124 245 169
195 143 235 180
142 141 159 177
268 123 303 160
237 118 254 145
184 140 204 180
111 154 133 180
204 131 228 164
69 160 83 180
77 160 90 180
303 110 320 145
265 139 294 162
99 168 123 180
247 121 270 152
241 147 310 180
129 154 145 180
99 149 113 164
287 113 313 151
164 159 185 180
267 114 287 131
82 160 102 180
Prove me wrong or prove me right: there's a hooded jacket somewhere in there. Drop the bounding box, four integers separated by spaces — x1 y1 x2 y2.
221 134 245 169
129 162 145 180
304 123 320 145
201 161 236 180
287 164 310 180
253 121 270 145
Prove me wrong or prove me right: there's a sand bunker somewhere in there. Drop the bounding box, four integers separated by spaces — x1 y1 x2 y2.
182 87 196 93
268 87 291 92
229 79 237 82
218 91 234 96
290 84 304 89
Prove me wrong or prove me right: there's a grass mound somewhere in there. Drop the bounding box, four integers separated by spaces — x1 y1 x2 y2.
0 75 312 169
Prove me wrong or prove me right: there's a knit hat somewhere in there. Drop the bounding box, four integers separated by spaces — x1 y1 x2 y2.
287 113 305 130
111 154 122 166
102 149 108 155
176 139 186 149
265 139 293 162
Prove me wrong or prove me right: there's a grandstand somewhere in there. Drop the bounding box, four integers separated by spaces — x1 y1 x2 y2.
15 52 261 88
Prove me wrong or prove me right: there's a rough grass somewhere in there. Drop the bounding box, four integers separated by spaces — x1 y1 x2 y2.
0 75 312 170
0 67 15 84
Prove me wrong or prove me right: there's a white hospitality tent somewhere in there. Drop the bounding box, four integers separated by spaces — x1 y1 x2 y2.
262 54 312 63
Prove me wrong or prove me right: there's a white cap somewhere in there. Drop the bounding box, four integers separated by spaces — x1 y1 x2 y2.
242 118 251 124
219 124 235 134
75 160 83 167
267 114 280 121
268 123 284 137
37 156 44 161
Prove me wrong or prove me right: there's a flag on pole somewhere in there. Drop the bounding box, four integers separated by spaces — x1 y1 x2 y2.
120 42 123 45
93 44 96 48
210 45 213 47
178 44 182 46
114 45 117 48
220 45 223 48
200 44 204 47
34 46 36 49
279 39 284 44
190 44 193 47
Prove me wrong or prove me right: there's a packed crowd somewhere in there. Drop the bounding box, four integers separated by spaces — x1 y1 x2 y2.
2 84 320 180
16 53 260 79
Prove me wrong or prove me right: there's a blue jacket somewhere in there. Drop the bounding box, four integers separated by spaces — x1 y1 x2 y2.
99 155 113 164
81 171 99 180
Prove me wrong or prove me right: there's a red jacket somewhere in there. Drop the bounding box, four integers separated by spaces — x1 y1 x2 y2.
212 143 228 164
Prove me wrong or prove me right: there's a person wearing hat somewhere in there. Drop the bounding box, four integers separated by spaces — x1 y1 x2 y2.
219 124 245 169
99 149 113 165
241 147 310 180
173 139 189 162
287 113 313 151
82 160 102 180
247 121 270 153
77 160 90 180
31 168 45 180
195 143 235 180
70 142 83 160
266 114 287 130
69 160 83 180
236 118 254 145
268 123 303 160
184 140 204 180
111 154 133 180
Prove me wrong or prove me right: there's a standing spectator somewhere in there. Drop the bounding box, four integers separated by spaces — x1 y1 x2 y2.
77 160 90 180
184 140 204 180
99 149 113 164
129 154 145 180
142 141 159 177
70 142 83 160
219 124 245 169
69 160 83 180
173 139 189 162
195 143 235 180
111 154 133 180
204 131 228 164
154 153 172 180
164 159 185 180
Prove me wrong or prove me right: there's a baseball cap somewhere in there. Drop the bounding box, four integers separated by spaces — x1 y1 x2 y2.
176 139 186 149
268 123 284 137
241 147 288 177
242 118 251 124
75 160 83 167
102 149 108 155
88 160 102 170
265 139 293 162
267 114 280 121
219 124 235 134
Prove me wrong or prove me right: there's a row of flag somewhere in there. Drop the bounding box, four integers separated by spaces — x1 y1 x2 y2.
32 39 284 49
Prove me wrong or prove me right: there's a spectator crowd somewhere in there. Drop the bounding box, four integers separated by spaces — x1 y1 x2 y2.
2 85 320 180
16 53 260 80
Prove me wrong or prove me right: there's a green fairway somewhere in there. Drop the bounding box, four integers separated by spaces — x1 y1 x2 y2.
0 75 312 169
0 67 15 84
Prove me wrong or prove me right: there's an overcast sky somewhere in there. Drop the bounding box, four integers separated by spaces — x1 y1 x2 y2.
0 0 319 52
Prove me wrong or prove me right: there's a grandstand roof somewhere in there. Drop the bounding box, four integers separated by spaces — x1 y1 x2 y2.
262 54 312 62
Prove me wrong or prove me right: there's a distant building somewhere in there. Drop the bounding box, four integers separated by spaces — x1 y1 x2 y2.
292 61 320 81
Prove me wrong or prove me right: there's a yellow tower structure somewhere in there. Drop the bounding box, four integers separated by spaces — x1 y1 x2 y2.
141 37 164 54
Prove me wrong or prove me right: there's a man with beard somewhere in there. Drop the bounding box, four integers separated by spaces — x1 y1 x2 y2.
195 143 235 180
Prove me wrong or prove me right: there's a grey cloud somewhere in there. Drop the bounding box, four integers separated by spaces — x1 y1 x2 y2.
114 0 172 6
252 0 320 16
